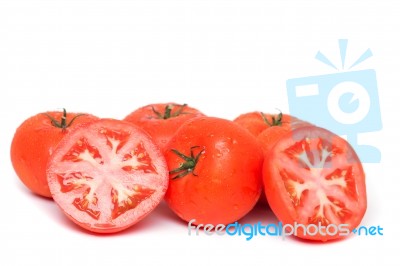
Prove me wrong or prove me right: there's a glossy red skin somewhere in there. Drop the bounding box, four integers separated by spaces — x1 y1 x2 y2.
47 119 169 233
263 126 367 241
123 103 205 151
10 111 98 197
164 117 263 226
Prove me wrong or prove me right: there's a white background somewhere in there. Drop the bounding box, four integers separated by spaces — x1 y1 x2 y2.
0 0 398 265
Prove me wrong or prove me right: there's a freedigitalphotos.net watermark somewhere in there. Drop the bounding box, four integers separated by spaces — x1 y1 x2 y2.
187 219 384 241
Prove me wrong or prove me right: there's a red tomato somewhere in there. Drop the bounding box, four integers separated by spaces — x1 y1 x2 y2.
11 109 98 197
124 103 205 150
263 126 367 241
235 111 306 205
164 117 263 226
46 119 169 233
257 118 310 155
233 111 295 137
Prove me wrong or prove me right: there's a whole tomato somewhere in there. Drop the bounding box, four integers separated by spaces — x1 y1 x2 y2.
11 109 98 197
234 111 295 137
234 111 308 154
164 117 263 225
123 103 205 150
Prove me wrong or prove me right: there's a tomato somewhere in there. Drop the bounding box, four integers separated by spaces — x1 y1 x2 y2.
11 109 98 197
123 103 205 151
263 125 367 241
235 111 308 156
46 119 168 233
233 111 294 137
257 117 309 156
235 112 307 205
164 117 263 226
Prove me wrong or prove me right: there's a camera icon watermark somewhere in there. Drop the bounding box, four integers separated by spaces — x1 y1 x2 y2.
287 39 382 163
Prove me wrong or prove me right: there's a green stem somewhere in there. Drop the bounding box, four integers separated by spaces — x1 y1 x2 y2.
164 104 173 119
169 146 204 179
151 103 189 119
260 111 283 127
44 108 85 131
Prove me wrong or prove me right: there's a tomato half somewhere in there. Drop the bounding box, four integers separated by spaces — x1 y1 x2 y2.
124 103 205 151
46 119 168 233
164 117 263 226
263 126 367 241
11 109 98 197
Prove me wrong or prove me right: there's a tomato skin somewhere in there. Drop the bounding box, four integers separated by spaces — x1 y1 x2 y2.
263 126 367 241
47 119 169 233
10 111 98 197
124 103 205 151
164 117 263 226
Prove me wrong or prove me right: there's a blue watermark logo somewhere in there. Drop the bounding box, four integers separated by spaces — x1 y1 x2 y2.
286 39 382 163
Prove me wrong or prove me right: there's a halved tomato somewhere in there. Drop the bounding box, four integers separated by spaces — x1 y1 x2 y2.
46 119 168 233
263 126 367 241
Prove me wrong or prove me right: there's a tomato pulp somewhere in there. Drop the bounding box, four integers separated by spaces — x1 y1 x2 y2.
263 126 367 241
47 119 169 233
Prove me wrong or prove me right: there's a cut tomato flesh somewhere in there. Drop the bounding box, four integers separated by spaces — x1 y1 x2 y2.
111 185 155 219
264 126 366 240
281 137 359 225
47 119 168 233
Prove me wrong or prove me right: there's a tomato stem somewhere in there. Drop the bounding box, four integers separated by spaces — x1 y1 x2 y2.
260 111 283 127
151 103 189 119
44 108 86 131
169 146 204 179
